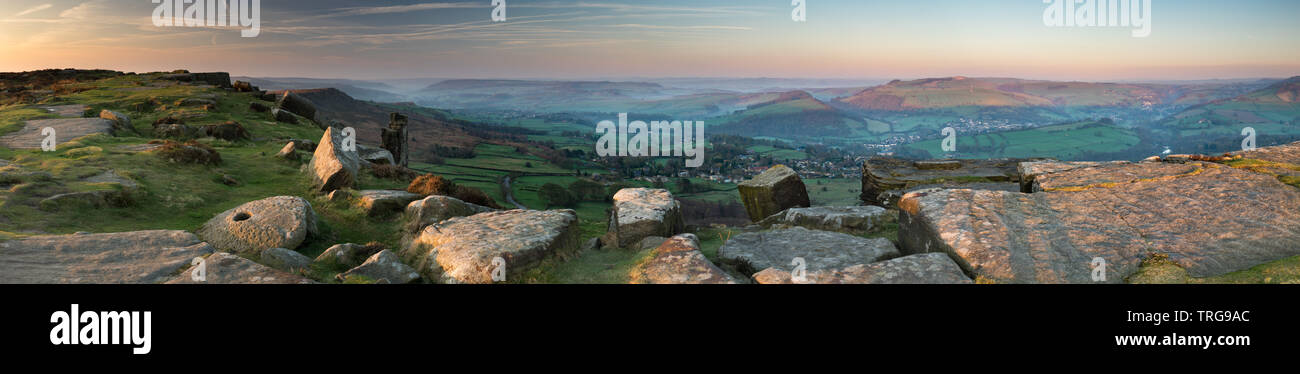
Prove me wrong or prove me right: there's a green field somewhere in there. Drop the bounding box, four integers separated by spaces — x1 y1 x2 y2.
900 121 1141 160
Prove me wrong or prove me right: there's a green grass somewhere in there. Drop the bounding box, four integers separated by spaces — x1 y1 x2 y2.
1129 254 1300 284
805 178 862 206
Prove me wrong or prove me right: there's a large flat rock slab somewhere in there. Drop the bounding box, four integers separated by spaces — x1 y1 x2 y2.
403 209 580 284
1235 141 1300 165
0 118 114 149
717 227 899 275
758 206 893 235
900 162 1300 283
753 253 972 284
39 104 88 118
166 252 314 284
861 157 1033 207
630 234 737 284
0 230 214 284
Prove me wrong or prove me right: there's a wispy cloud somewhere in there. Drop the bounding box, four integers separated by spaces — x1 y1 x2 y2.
13 4 52 17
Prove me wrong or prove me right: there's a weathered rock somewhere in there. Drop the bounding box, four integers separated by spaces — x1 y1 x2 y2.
98 110 136 135
606 188 684 248
357 189 422 217
197 196 319 254
0 230 214 284
630 234 738 284
758 206 893 235
338 250 420 284
899 162 1300 283
233 80 257 92
0 118 115 149
861 156 1031 207
153 122 195 139
166 253 314 284
357 144 396 166
272 108 299 124
39 189 134 211
275 142 299 161
1235 140 1300 165
381 112 409 167
290 139 317 152
249 101 270 113
276 91 317 122
314 243 383 269
636 236 668 251
190 72 232 88
717 227 899 275
39 104 88 118
1017 161 1128 192
737 165 811 222
402 195 495 234
581 237 600 251
327 189 352 203
402 209 580 284
175 98 217 107
260 247 312 272
199 121 251 141
308 127 360 193
753 253 972 284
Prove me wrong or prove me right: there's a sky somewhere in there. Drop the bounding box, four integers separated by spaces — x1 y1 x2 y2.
1 0 1297 81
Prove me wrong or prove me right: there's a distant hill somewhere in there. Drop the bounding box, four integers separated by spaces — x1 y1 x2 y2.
1160 77 1300 128
837 77 1173 110
710 90 875 141
277 88 482 160
237 77 410 103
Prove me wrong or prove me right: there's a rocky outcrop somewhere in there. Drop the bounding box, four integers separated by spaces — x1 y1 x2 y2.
757 206 893 235
752 253 972 284
0 230 214 284
98 110 136 135
604 188 684 249
272 108 299 124
313 243 383 270
197 196 319 254
861 157 1030 207
260 247 312 272
276 91 317 122
357 144 396 166
0 118 115 150
338 250 420 284
275 142 300 161
198 121 251 141
1236 141 1300 165
402 209 580 284
717 227 900 276
630 234 737 284
737 165 810 222
357 190 422 217
381 112 409 167
402 195 495 234
308 127 360 193
166 253 314 284
1017 161 1128 193
899 161 1300 283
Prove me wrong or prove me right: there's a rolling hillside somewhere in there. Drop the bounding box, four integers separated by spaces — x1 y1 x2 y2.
1158 77 1300 138
709 91 875 142
837 77 1170 110
279 88 484 161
